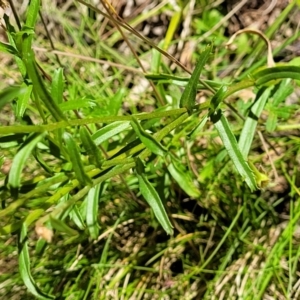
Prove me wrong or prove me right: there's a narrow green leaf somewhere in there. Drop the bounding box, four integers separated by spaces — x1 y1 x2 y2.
25 0 40 28
151 40 165 73
50 216 78 236
130 116 167 156
51 68 64 104
69 205 86 230
21 0 66 122
16 84 33 118
35 238 47 255
163 9 182 50
253 66 300 86
0 86 27 110
18 224 55 299
80 127 103 168
23 57 67 122
107 88 125 115
8 133 45 190
272 79 294 106
168 158 201 198
4 16 27 76
0 41 19 55
136 159 173 235
92 121 131 146
238 87 272 158
265 79 294 133
180 44 212 112
86 183 101 239
211 110 257 191
63 132 92 186
208 85 228 116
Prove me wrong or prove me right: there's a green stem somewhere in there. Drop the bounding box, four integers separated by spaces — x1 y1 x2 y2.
0 108 187 134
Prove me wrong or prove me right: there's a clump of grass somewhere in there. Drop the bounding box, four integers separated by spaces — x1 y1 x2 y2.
1 0 300 299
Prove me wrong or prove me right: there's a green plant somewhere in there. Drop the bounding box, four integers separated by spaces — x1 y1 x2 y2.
1 0 300 299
